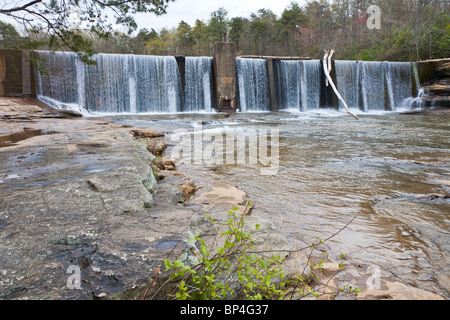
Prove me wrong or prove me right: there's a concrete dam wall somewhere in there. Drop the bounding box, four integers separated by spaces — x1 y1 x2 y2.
0 44 442 114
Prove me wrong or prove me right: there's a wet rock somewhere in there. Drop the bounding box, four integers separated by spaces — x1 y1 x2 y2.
180 185 196 201
156 159 176 171
147 141 167 156
178 183 310 294
130 129 165 139
0 112 199 300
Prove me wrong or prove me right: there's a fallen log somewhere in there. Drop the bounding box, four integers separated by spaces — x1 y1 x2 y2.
323 49 359 120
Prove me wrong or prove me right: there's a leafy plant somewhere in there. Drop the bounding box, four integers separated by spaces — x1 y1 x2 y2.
141 202 363 301
161 204 288 300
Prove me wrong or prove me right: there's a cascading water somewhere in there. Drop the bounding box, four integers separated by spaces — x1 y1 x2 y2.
236 58 270 112
35 51 182 113
336 60 415 112
35 50 418 115
406 62 426 109
276 60 301 110
385 62 413 109
184 57 214 112
275 60 322 111
359 61 387 112
35 51 80 108
335 60 360 110
299 60 321 111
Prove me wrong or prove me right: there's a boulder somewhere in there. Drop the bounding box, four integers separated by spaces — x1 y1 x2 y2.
156 159 176 171
147 141 167 156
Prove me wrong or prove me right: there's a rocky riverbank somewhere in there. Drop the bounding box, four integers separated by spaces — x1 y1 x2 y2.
0 98 444 300
0 98 310 300
403 59 450 115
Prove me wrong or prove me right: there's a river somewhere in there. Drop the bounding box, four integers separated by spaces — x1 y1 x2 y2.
105 109 449 298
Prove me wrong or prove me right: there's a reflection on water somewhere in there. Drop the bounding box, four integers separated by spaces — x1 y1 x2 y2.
107 110 449 298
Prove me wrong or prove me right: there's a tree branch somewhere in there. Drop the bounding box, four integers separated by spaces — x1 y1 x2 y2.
0 0 42 14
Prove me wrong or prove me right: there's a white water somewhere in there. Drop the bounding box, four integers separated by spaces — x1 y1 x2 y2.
335 60 415 112
36 51 183 113
299 60 322 111
184 57 214 112
35 51 419 115
335 60 360 110
236 58 270 112
275 60 322 111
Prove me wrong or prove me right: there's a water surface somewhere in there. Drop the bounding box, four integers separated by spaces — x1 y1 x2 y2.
107 110 449 297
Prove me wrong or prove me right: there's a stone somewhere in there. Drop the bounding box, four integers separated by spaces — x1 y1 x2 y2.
0 105 198 300
156 159 176 171
147 141 167 156
358 280 444 300
130 129 164 139
282 251 311 281
180 185 196 200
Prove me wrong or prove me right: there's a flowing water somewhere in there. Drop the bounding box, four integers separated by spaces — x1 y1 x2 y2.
33 51 448 297
236 58 270 112
106 111 449 298
184 57 214 112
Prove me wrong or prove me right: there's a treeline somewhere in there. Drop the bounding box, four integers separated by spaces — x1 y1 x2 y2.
1 0 449 61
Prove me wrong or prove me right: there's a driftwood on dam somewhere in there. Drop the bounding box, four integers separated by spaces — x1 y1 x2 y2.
323 49 359 120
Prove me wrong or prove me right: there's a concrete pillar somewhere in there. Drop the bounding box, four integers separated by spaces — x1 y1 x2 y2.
213 42 237 112
266 59 279 112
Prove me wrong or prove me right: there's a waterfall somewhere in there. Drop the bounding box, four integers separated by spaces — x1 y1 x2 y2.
184 57 214 112
236 58 270 112
385 62 412 110
35 50 418 114
276 60 301 110
299 60 321 111
275 60 321 111
335 60 360 110
359 61 387 112
35 51 182 113
35 51 80 108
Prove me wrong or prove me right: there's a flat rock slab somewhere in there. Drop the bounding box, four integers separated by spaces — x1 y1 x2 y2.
0 105 196 299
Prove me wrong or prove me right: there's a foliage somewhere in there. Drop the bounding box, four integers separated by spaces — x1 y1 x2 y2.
141 204 362 301
1 0 448 61
161 205 288 300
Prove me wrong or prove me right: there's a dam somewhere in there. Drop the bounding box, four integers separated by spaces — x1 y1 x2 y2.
0 44 442 114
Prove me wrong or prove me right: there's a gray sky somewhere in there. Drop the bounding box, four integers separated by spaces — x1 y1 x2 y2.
133 0 305 32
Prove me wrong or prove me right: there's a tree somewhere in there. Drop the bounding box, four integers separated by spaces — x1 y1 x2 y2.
192 19 209 56
176 21 194 55
0 21 23 48
209 7 229 43
250 9 277 56
229 17 248 52
278 2 307 56
0 0 175 61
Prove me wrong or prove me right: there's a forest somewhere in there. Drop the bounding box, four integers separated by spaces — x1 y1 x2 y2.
1 0 449 62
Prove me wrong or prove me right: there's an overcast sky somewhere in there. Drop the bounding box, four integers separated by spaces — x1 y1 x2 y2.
132 0 306 32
